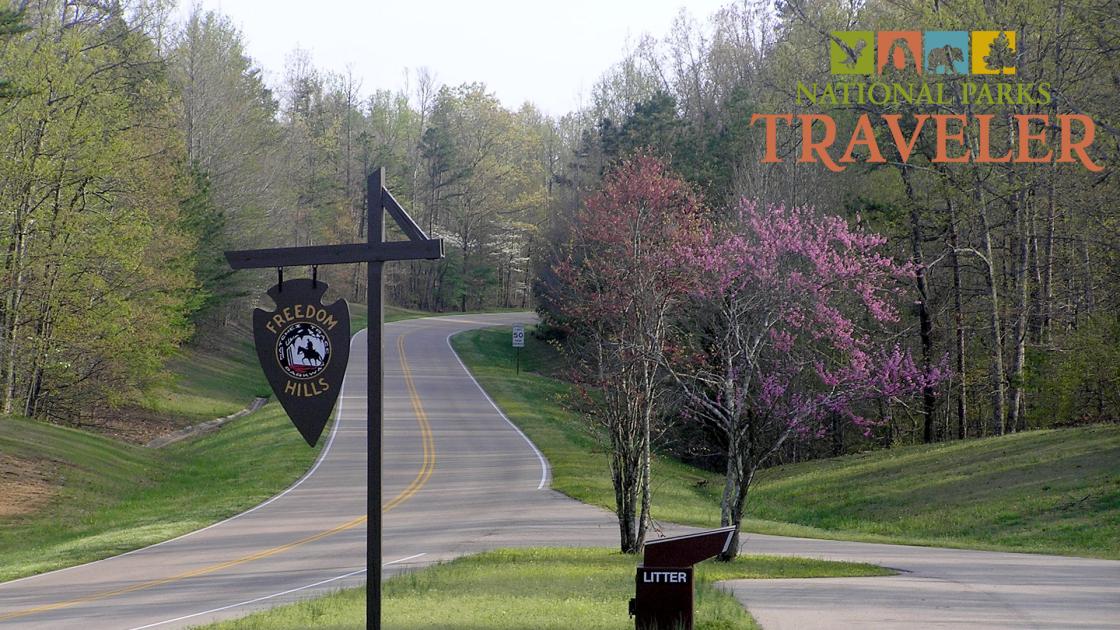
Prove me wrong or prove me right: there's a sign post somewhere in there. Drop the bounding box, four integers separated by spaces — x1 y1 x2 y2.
512 323 525 374
224 168 443 630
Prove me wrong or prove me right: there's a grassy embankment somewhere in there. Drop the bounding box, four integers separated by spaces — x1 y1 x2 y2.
0 335 322 582
196 548 889 630
0 303 436 582
450 326 1120 560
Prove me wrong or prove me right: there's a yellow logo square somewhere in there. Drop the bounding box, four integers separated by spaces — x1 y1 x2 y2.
971 31 1016 75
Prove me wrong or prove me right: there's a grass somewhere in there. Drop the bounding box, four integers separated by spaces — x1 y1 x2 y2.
354 302 525 331
0 323 330 582
451 326 1120 559
353 303 430 330
194 548 891 630
140 335 272 421
0 407 324 582
747 424 1120 557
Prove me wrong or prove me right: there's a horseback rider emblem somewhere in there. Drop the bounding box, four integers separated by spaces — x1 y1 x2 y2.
277 322 331 379
253 277 350 447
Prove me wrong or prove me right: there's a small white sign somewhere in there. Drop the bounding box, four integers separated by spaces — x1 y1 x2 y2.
512 324 525 348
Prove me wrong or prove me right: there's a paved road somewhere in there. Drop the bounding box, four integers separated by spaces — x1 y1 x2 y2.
723 533 1120 629
2 313 1117 629
0 314 618 629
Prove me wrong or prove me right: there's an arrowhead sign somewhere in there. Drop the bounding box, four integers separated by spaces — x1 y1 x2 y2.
253 278 350 446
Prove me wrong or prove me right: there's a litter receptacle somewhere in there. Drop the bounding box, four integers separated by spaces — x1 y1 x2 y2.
629 526 737 630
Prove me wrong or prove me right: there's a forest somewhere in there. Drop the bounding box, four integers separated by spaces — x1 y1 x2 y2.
0 0 1116 471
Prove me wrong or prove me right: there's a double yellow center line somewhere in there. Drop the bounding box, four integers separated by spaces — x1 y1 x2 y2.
383 333 435 511
0 330 435 622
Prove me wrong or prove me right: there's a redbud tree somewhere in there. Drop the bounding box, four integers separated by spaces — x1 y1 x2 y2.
671 200 946 560
548 154 704 553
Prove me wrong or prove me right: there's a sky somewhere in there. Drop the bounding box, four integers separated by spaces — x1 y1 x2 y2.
175 0 732 116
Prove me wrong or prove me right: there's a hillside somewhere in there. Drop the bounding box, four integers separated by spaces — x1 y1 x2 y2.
452 325 1120 559
747 424 1120 557
0 324 318 582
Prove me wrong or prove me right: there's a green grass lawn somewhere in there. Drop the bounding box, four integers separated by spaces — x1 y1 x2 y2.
451 326 1120 559
140 335 272 421
355 302 527 331
748 424 1120 557
195 548 891 630
0 407 324 582
0 320 338 582
354 302 430 330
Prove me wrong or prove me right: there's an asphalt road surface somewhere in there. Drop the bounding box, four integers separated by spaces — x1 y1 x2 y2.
723 533 1120 629
1 313 1117 629
0 314 618 629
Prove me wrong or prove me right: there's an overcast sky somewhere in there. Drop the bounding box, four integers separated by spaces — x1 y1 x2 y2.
175 0 732 115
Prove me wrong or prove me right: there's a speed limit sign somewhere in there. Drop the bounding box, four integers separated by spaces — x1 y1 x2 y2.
512 324 525 348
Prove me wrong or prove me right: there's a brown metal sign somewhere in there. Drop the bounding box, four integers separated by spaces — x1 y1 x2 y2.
630 526 737 630
253 278 350 447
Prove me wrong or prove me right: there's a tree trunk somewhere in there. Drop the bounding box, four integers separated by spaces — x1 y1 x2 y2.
903 171 937 443
638 404 651 551
612 403 647 554
1041 175 1056 344
948 198 967 439
1081 239 1094 314
1041 0 1064 344
977 190 1006 435
613 451 639 553
1007 194 1030 433
718 426 752 561
2 116 47 415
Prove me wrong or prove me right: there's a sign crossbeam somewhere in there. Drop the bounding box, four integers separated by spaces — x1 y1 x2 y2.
225 239 443 268
224 167 441 630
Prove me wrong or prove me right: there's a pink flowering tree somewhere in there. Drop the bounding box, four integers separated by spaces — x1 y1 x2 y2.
548 154 704 553
671 200 947 560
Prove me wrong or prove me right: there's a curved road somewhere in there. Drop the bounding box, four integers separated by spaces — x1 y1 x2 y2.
0 314 617 629
0 314 1117 629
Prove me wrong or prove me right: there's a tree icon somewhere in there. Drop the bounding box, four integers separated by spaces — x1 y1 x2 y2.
984 31 1016 73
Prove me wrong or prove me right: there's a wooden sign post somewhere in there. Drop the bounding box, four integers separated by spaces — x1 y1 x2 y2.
225 168 443 630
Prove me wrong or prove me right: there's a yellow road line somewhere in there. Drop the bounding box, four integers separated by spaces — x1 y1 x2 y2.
384 333 435 511
0 331 435 622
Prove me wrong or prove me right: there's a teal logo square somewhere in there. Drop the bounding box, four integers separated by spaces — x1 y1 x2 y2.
924 31 969 75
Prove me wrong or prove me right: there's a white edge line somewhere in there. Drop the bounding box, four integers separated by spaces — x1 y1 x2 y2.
383 552 427 567
445 331 551 491
125 553 429 630
123 568 366 630
0 331 363 589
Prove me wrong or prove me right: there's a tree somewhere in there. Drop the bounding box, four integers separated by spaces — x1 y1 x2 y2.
671 200 946 559
0 2 28 98
0 0 195 420
169 7 282 323
548 155 703 553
